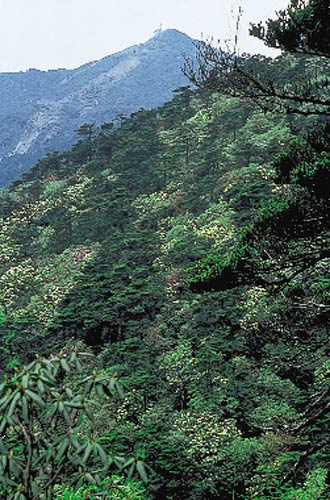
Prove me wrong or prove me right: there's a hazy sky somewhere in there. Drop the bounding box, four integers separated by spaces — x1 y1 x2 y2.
0 0 290 73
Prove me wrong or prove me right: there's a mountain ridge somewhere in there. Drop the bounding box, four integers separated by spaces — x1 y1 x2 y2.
0 29 197 186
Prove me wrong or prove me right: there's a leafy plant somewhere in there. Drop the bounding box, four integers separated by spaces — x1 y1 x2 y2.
52 475 147 500
0 346 122 499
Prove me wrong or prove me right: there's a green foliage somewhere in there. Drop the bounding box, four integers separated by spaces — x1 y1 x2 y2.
186 237 249 289
250 0 330 57
292 151 330 197
273 124 330 196
0 346 123 499
0 10 330 497
52 475 147 500
0 309 19 371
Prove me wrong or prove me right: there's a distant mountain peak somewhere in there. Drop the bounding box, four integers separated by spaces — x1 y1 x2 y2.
149 28 195 44
0 31 197 186
153 28 189 37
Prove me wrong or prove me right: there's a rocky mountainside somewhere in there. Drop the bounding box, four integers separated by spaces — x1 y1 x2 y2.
0 29 196 186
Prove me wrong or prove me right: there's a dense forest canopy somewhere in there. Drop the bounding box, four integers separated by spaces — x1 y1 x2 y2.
0 1 329 498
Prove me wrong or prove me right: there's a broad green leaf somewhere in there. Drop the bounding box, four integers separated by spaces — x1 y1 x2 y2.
85 472 96 485
7 392 20 418
56 438 69 462
25 390 45 407
136 460 148 483
82 443 93 463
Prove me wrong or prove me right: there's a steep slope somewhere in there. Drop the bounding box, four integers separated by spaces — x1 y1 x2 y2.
0 76 329 498
0 29 196 186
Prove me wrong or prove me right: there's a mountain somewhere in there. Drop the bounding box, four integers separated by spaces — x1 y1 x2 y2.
0 77 329 498
0 29 197 186
0 2 329 497
0 41 329 498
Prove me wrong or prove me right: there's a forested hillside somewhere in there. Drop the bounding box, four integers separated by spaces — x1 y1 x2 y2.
0 1 329 499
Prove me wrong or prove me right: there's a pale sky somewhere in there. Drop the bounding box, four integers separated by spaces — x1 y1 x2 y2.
0 0 290 73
